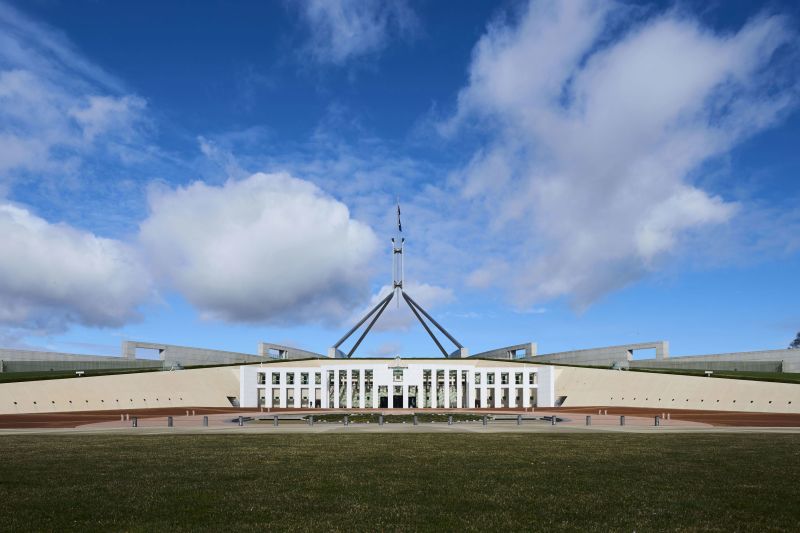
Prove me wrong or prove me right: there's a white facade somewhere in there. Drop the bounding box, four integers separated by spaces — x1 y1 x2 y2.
240 359 554 409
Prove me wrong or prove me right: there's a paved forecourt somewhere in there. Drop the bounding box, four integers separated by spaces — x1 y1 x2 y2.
3 407 800 435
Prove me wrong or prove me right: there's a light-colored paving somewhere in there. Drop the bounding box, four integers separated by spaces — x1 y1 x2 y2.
1 410 798 435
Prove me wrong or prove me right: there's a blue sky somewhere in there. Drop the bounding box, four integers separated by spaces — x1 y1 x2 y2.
0 0 798 359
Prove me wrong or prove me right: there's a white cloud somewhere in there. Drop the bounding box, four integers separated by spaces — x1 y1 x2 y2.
299 0 418 65
139 172 379 324
69 94 146 143
448 1 797 309
0 203 152 332
0 3 151 218
367 340 402 357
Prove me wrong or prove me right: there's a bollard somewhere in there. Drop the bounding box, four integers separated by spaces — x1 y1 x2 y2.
517 414 522 426
586 415 592 426
238 415 244 427
167 416 173 427
620 415 626 426
131 416 138 428
120 414 124 422
654 416 660 427
192 410 195 416
309 415 314 426
448 415 453 426
344 415 349 426
273 415 279 427
202 416 208 427
125 413 129 421
604 409 608 415
413 415 418 426
379 414 384 426
482 415 488 426
598 409 602 415
551 416 556 426
667 413 671 420
186 410 189 417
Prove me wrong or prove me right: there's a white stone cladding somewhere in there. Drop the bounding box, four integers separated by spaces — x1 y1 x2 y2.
239 359 554 409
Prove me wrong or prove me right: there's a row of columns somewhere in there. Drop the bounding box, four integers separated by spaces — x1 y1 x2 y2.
260 368 539 409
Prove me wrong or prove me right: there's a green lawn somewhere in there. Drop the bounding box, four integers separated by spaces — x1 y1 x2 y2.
0 434 798 531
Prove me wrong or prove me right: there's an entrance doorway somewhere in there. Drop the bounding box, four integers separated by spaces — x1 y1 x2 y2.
378 385 388 408
392 385 403 408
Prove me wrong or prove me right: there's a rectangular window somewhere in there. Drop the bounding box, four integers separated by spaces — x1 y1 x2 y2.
365 369 373 383
257 373 266 385
501 372 509 385
515 372 523 385
393 368 404 382
287 373 295 385
474 372 481 384
529 373 536 385
272 372 280 385
315 372 321 385
301 372 309 385
487 373 495 385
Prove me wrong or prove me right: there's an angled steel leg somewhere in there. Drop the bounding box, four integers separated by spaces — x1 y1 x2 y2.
333 291 394 349
347 292 394 358
402 291 464 349
402 292 449 357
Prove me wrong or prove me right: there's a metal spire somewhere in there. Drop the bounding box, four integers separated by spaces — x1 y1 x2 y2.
391 200 404 307
330 200 465 358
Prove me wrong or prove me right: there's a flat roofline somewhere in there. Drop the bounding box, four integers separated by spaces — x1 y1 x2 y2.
242 357 551 365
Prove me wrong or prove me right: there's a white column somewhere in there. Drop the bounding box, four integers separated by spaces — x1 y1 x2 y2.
322 372 329 409
346 370 352 409
456 371 463 409
359 370 366 409
443 369 450 409
403 385 408 409
523 384 530 408
494 371 502 408
280 381 287 408
465 370 472 408
372 379 379 408
334 371 340 409
294 374 301 409
480 385 487 409
430 370 436 409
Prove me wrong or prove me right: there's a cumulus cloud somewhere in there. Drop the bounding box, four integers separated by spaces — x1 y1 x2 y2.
447 1 797 309
299 0 418 65
0 203 152 332
139 172 379 324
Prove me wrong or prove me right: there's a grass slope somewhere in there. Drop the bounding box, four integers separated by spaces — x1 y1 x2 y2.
0 434 798 531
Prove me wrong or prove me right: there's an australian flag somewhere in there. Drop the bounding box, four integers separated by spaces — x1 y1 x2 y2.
397 203 402 232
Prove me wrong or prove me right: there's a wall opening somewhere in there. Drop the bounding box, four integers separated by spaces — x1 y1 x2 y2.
135 347 162 360
630 348 656 360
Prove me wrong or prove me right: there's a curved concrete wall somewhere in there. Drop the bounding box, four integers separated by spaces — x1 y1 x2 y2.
556 366 800 413
0 366 240 415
